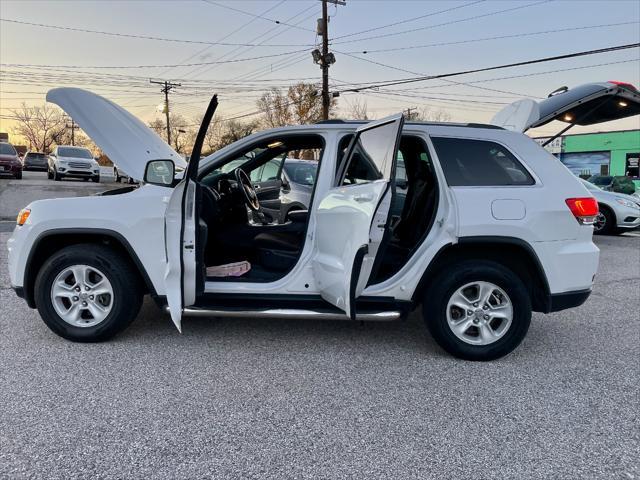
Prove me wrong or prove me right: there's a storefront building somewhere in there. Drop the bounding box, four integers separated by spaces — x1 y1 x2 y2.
535 129 640 187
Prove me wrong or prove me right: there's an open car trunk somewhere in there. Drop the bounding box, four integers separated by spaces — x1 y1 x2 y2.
491 81 640 132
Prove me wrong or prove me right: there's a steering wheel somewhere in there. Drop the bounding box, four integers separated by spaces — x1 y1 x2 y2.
234 168 260 212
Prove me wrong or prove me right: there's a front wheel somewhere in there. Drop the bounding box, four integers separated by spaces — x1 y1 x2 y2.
422 260 531 361
34 244 143 342
92 175 100 183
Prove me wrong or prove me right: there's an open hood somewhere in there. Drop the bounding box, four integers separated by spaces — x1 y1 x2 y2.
491 81 640 132
47 87 186 181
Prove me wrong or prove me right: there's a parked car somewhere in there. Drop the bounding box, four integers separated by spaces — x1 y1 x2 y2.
0 142 22 179
48 145 100 182
580 178 640 234
587 175 636 195
8 83 640 360
113 163 136 184
21 151 49 171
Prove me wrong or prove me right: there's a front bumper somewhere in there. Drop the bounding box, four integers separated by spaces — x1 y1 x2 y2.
0 164 22 175
614 204 640 229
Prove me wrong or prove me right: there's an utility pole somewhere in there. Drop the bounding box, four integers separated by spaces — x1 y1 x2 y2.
314 0 345 120
64 115 79 146
150 80 181 145
404 107 418 121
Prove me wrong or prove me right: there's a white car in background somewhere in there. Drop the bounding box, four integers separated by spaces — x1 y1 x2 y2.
48 145 100 182
581 178 640 234
6 82 640 360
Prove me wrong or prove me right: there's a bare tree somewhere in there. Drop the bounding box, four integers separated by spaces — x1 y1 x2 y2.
257 82 336 128
193 113 226 155
10 103 65 153
413 107 452 122
148 113 194 154
218 119 259 148
345 97 370 120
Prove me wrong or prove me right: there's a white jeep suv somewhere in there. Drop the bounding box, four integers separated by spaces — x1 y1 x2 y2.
8 83 640 360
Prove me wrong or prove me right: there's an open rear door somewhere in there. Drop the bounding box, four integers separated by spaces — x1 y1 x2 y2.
491 81 640 132
163 95 218 332
312 114 404 319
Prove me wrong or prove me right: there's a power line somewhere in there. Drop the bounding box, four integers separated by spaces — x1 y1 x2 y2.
331 0 552 45
347 21 640 54
334 43 640 94
202 0 316 33
0 49 310 70
332 0 485 41
0 18 314 47
156 0 287 78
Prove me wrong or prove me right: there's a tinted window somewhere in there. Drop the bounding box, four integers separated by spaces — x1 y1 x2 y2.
57 147 93 159
27 152 46 159
0 143 17 155
432 138 534 186
341 120 400 185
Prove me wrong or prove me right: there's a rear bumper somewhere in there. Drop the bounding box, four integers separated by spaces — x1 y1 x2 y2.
546 288 591 313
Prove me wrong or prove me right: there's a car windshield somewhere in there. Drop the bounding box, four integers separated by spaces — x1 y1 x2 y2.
27 153 46 159
589 176 613 186
0 143 17 155
284 162 318 186
57 147 93 159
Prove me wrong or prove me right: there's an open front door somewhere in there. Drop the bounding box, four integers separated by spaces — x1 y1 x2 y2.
312 114 404 319
163 95 218 332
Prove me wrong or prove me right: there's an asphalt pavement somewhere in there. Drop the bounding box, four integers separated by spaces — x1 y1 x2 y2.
0 170 119 220
0 229 638 479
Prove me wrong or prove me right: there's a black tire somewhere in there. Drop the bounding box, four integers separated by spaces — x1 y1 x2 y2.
422 260 532 361
53 168 61 181
34 244 143 342
594 204 615 235
15 171 22 180
47 168 53 180
92 175 100 183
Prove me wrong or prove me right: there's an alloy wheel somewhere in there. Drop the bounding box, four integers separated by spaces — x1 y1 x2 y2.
50 264 114 327
446 281 513 346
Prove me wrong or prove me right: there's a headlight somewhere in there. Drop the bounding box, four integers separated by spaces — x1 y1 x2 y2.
615 198 639 209
16 208 30 226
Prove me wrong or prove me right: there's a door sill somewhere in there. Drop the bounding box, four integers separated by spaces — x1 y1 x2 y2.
170 306 401 322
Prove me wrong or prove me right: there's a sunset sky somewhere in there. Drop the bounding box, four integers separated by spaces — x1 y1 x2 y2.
1 0 639 141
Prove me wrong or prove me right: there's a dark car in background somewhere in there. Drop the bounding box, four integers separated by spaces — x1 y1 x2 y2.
0 142 22 179
588 175 636 195
21 151 48 171
279 159 318 221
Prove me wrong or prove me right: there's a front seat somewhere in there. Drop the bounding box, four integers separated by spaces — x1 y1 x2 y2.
253 231 302 271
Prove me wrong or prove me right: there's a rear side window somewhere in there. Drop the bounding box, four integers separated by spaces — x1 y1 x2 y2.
432 137 534 186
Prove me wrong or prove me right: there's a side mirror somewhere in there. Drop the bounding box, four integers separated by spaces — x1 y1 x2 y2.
281 178 291 191
50 153 56 158
144 159 175 186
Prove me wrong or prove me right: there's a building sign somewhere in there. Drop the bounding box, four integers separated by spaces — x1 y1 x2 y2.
533 136 563 154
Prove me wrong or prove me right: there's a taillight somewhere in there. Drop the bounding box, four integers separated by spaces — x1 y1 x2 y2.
565 197 599 225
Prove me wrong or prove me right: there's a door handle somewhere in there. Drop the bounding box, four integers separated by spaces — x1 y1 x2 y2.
353 193 373 202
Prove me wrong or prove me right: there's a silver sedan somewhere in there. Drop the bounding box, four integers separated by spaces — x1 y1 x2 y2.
581 179 640 234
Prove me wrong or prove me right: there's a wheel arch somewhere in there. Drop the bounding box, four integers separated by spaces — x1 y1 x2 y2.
23 228 156 308
412 236 552 313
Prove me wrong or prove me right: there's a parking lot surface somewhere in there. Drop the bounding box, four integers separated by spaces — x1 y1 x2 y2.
0 229 638 479
0 170 118 220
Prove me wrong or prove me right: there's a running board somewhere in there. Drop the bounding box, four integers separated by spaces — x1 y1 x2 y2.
172 307 402 322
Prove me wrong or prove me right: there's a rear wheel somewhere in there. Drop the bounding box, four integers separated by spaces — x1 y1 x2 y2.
47 168 53 180
423 260 531 361
594 205 615 235
34 244 143 342
15 171 22 180
53 168 61 181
